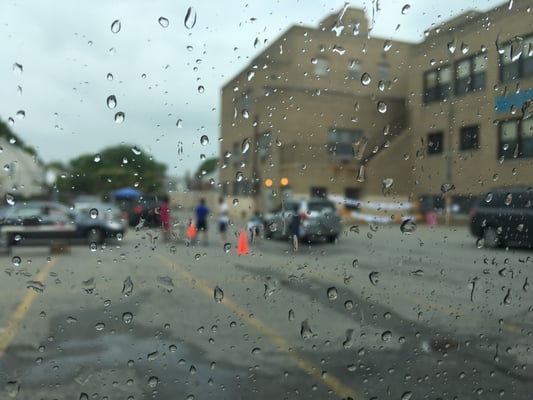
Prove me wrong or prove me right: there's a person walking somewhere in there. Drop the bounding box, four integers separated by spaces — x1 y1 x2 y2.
217 196 229 244
195 198 210 245
288 204 301 251
159 194 171 241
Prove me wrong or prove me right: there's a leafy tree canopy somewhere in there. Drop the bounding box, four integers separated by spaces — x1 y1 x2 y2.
196 157 218 176
57 144 167 196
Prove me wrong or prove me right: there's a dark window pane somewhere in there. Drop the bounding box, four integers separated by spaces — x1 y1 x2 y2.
460 125 480 151
427 132 443 155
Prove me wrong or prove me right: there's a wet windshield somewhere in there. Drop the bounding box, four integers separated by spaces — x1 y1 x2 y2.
0 1 531 399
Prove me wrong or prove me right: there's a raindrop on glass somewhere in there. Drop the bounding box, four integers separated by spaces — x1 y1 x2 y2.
12 62 23 75
356 165 365 182
326 287 338 300
369 271 380 286
400 219 417 234
200 135 209 145
122 276 134 296
106 73 113 81
95 322 105 331
223 243 231 253
300 319 313 340
401 4 411 14
114 112 125 123
247 70 255 81
89 208 98 219
361 72 371 86
377 101 387 114
176 118 183 128
184 7 197 29
381 330 392 341
485 192 493 203
16 110 25 119
122 312 133 324
5 193 15 206
147 376 159 388
94 154 101 163
158 16 169 28
131 146 141 156
235 171 243 182
504 193 512 206
288 309 295 321
197 85 205 94
214 285 224 303
106 95 117 109
110 19 121 34
241 138 250 153
11 255 21 267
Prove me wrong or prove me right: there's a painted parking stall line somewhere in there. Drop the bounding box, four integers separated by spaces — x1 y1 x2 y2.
156 253 360 400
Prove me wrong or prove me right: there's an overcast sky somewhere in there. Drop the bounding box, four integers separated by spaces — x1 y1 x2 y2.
1 0 505 177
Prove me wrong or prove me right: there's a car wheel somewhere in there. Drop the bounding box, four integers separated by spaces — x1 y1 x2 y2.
482 227 500 248
87 228 103 244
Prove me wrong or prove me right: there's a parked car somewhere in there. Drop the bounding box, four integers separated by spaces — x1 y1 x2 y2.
469 186 533 248
264 198 343 242
0 201 126 250
125 194 164 228
74 201 129 231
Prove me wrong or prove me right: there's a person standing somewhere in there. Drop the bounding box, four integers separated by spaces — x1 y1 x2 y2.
288 204 301 251
195 198 210 245
217 196 229 244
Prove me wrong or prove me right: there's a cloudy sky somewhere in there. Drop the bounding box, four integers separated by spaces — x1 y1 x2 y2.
1 0 505 177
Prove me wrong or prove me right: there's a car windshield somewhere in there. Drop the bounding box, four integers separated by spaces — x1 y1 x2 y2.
1 1 532 399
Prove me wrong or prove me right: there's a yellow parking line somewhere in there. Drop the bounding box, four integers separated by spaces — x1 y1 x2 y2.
156 254 359 400
0 257 58 356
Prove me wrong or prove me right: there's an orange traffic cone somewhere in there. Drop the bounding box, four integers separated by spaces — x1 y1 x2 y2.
236 228 249 255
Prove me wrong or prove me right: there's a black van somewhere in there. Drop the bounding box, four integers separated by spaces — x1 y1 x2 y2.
470 186 533 248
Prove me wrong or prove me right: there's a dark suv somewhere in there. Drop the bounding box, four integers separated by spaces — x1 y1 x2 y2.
470 186 533 248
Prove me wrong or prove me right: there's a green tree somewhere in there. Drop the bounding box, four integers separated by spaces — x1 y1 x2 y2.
195 157 218 177
60 144 167 196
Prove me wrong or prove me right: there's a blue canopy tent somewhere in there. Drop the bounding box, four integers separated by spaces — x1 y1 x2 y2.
112 187 142 200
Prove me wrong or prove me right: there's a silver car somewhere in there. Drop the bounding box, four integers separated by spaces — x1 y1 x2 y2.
264 198 343 243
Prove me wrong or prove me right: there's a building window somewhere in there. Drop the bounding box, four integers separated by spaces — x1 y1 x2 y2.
313 57 329 77
427 132 443 155
500 35 533 83
327 128 364 160
347 60 361 79
377 63 390 83
232 142 240 165
257 132 271 163
460 125 480 151
423 66 452 103
499 119 533 159
456 54 486 96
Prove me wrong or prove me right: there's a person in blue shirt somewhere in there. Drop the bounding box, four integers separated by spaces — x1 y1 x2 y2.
195 198 210 245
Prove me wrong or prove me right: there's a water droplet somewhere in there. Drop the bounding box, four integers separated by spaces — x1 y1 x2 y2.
6 193 15 206
89 208 98 220
326 287 338 300
148 376 159 388
383 40 392 52
89 242 98 252
94 154 101 163
344 300 354 310
241 138 250 154
223 243 231 253
5 381 20 398
184 7 197 29
95 322 105 331
147 351 159 361
485 192 493 203
122 276 134 296
106 95 117 109
110 19 121 34
288 309 295 321
503 288 511 305
176 118 183 128
242 109 249 119
381 330 392 341
11 256 21 267
197 85 205 94
235 171 243 182
401 4 411 14
27 280 45 293
79 392 89 400
16 110 25 119
122 312 133 324
448 40 456 54
361 72 371 86
504 193 512 206
343 329 355 349
131 146 141 156
114 112 125 123
377 101 387 114
382 177 394 189
200 135 209 145
401 391 413 400
251 347 261 355
300 319 313 340
440 183 455 193
400 219 417 234
214 285 224 303
158 16 169 28
356 165 365 182
369 271 380 285
106 73 113 81
157 276 175 292
247 70 255 81
12 62 23 75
